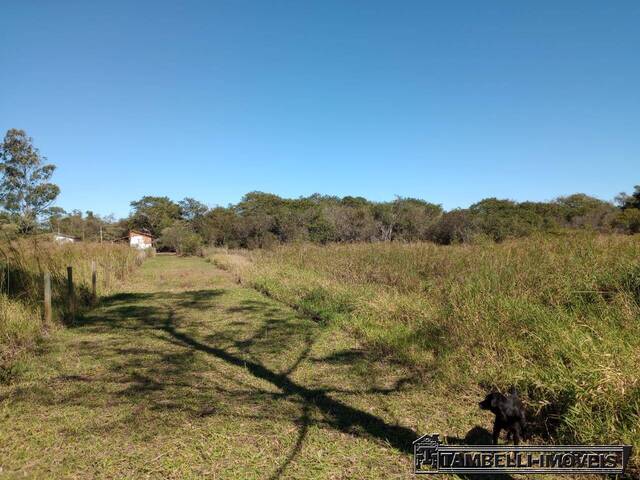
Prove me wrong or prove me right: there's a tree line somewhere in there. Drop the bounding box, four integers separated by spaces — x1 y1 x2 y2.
2 128 639 252
127 189 640 253
38 188 640 253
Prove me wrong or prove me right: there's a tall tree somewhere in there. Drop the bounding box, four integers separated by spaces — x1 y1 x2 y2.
616 185 640 210
179 197 208 221
0 129 60 233
129 196 181 237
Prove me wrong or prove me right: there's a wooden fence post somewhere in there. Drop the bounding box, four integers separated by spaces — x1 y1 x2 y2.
43 272 52 324
67 266 75 322
91 260 97 304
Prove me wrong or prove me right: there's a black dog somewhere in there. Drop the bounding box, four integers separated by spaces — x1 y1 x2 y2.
479 388 526 445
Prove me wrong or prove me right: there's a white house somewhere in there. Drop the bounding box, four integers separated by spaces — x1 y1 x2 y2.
53 233 76 244
129 230 153 250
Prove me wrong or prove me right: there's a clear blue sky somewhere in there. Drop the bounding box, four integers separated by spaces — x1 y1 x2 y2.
2 1 639 218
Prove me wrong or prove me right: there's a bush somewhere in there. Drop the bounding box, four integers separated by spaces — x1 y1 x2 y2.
159 221 203 256
179 231 203 256
613 208 640 234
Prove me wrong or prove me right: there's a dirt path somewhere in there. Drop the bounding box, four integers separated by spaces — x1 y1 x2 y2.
0 255 438 479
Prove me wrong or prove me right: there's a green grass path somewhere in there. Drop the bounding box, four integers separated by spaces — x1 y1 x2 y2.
5 255 603 479
2 255 453 479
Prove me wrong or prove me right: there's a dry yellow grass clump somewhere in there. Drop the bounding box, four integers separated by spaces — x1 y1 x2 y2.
209 233 640 453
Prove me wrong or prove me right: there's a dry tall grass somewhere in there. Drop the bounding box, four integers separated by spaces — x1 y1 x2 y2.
209 233 640 456
0 238 146 378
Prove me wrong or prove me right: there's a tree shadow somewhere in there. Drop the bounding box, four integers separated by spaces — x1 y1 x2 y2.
160 310 419 454
16 287 425 478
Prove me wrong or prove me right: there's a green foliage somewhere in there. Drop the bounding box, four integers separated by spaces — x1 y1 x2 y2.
613 208 640 234
616 185 640 210
36 184 635 249
469 198 544 241
159 221 203 256
178 197 208 221
47 209 125 241
129 196 182 237
0 129 60 233
127 186 638 249
201 207 237 246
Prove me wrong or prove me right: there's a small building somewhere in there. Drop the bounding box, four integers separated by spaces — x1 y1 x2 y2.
53 233 77 244
129 230 154 250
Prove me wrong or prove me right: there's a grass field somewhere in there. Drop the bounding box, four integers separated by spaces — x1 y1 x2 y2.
210 233 640 469
2 242 638 478
0 239 144 381
1 256 427 478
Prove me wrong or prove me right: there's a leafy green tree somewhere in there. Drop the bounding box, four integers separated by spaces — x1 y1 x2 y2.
469 198 542 241
326 203 377 242
612 208 640 234
0 129 60 233
427 209 475 245
612 185 640 233
46 206 67 231
201 207 238 246
391 197 442 241
616 185 640 210
179 197 209 236
554 193 615 228
129 196 181 237
179 197 208 221
159 221 202 255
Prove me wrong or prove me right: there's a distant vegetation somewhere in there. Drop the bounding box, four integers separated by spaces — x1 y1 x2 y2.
31 189 640 254
210 233 640 456
3 129 638 253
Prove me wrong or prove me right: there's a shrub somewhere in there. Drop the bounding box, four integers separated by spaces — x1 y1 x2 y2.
159 221 203 255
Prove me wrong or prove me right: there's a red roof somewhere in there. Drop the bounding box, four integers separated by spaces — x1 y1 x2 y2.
129 230 154 238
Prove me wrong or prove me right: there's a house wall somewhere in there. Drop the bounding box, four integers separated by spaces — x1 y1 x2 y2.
130 234 152 249
54 235 75 244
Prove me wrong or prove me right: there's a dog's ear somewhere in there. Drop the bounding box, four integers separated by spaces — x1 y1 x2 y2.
510 386 518 397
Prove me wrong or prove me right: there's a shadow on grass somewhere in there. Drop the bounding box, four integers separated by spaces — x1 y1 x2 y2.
20 288 432 477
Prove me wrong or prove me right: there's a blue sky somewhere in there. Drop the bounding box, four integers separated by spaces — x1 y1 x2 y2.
2 1 639 218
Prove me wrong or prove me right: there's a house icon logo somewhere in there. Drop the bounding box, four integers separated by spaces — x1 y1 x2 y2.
413 434 441 473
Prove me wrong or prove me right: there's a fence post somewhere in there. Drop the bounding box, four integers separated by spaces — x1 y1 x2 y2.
67 266 75 322
91 260 97 304
44 272 52 324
